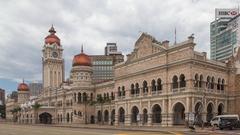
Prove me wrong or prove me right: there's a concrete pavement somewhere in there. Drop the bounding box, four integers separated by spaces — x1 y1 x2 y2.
1 122 240 135
0 123 173 135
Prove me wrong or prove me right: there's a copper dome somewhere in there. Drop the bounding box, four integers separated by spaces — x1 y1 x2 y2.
45 25 60 46
17 82 29 91
72 47 91 67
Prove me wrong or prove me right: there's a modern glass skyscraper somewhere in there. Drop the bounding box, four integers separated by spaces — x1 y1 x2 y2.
29 82 42 97
90 43 124 84
210 8 239 61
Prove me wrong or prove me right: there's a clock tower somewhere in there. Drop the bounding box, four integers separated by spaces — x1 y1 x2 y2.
42 26 64 89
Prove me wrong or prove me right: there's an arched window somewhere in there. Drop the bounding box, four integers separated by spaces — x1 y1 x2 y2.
119 107 125 123
74 93 77 102
218 103 224 115
151 80 156 91
57 114 59 123
66 113 70 122
221 79 225 91
152 104 162 123
199 75 203 88
78 92 81 103
194 74 199 87
143 81 148 93
104 93 106 99
106 93 109 100
179 74 186 88
122 86 125 96
90 93 93 101
211 77 214 89
206 76 211 89
131 106 139 123
143 109 148 124
111 109 115 125
217 78 221 90
104 110 109 122
97 110 102 122
172 75 178 89
111 92 115 100
131 84 135 95
157 78 162 91
135 83 140 94
118 87 121 97
74 110 77 115
78 111 82 116
83 92 87 102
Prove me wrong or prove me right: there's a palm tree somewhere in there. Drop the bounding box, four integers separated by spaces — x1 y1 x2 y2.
10 106 21 122
82 94 96 124
31 102 42 124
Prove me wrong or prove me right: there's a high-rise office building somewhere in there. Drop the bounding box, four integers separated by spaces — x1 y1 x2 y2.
0 88 5 105
8 91 18 101
29 82 42 97
210 8 239 61
90 43 124 83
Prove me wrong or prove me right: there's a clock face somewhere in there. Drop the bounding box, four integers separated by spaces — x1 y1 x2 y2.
52 52 58 58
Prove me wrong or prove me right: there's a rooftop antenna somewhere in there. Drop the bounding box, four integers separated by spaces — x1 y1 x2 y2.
81 44 83 53
174 27 177 45
238 4 239 14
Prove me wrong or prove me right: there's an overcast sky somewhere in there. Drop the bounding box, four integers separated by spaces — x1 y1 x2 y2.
0 0 239 94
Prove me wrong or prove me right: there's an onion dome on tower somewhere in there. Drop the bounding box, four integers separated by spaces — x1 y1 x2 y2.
45 25 61 46
17 79 29 91
72 46 92 67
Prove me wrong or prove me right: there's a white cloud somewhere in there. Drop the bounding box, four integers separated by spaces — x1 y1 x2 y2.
0 0 239 84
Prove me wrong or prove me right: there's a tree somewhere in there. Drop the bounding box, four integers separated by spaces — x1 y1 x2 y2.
0 105 6 119
31 102 42 124
10 106 21 122
82 94 95 124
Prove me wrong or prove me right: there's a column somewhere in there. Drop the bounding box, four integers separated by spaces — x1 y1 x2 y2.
161 99 167 127
168 99 173 126
147 100 151 126
125 103 130 126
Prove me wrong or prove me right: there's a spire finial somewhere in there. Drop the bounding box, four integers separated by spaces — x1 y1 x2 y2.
23 78 24 83
81 44 83 53
49 24 56 34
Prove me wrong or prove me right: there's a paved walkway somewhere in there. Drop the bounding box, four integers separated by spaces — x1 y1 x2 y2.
51 123 190 132
1 122 221 134
2 122 240 135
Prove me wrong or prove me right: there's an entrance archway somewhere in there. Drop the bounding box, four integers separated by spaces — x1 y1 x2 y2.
111 109 115 125
173 102 185 125
143 109 148 125
195 102 203 125
119 107 125 123
131 106 139 123
104 110 109 123
97 110 102 123
39 112 52 124
207 103 214 122
218 103 224 115
152 104 162 123
66 113 70 123
90 115 95 124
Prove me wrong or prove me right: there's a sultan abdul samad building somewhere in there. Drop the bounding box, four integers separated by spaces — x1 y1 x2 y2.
5 26 240 127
